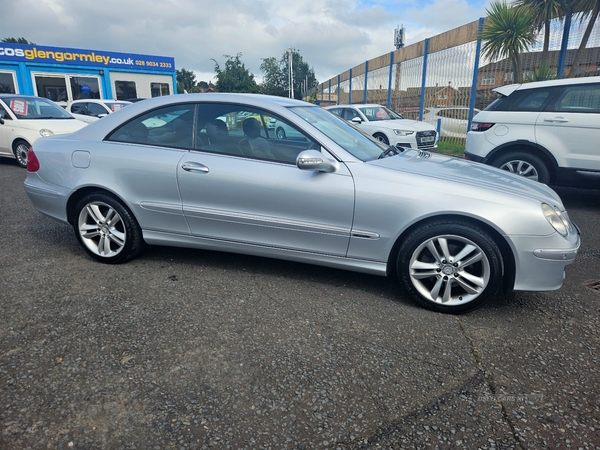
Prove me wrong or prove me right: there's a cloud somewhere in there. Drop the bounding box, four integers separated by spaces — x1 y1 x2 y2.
2 0 492 83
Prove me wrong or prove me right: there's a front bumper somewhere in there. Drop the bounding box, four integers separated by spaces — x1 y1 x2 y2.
509 226 580 292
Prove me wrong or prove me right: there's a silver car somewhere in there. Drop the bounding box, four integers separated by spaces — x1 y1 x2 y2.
24 93 580 314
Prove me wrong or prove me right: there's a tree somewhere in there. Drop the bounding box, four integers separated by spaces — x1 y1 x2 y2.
481 1 537 83
259 57 288 97
176 68 197 93
211 53 259 93
568 0 600 77
514 0 568 75
1 37 35 44
260 49 318 100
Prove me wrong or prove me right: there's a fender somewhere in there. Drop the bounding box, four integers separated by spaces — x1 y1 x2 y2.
484 139 559 169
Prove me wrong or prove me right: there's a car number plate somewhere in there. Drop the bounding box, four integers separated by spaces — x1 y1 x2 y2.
422 136 435 143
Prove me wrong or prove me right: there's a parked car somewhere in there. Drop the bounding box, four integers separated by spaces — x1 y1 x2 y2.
24 93 579 314
465 76 600 188
423 107 480 139
267 117 306 140
66 99 132 124
324 104 437 149
0 94 87 167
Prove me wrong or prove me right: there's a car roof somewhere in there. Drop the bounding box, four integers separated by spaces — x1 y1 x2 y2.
326 104 385 109
493 75 600 96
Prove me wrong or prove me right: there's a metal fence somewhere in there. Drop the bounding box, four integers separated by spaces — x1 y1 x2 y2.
313 13 600 147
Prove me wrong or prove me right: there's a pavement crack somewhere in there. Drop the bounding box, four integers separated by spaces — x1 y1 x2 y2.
455 316 526 450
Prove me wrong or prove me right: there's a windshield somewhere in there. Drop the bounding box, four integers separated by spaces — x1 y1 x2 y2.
2 97 74 120
289 106 386 161
358 105 404 121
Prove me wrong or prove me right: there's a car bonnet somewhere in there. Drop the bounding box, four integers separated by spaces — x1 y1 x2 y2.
369 149 563 205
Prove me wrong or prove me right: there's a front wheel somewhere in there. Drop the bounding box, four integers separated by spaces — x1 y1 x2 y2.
276 127 286 139
13 140 30 168
492 151 550 184
74 193 145 264
396 221 503 314
373 133 389 145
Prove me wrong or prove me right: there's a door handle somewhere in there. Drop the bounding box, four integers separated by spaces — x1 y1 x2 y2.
544 117 569 123
181 162 209 173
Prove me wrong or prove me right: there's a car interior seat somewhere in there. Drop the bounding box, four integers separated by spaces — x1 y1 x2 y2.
203 119 243 155
238 118 275 159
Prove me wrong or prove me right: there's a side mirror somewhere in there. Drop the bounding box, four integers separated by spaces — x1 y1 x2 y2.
97 114 108 119
351 117 362 124
0 118 4 125
296 150 338 173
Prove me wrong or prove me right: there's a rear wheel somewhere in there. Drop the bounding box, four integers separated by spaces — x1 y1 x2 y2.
13 140 30 168
396 221 503 314
492 151 550 184
373 133 389 145
74 193 145 264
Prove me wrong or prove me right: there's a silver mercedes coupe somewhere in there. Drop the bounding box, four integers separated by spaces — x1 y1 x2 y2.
24 94 580 313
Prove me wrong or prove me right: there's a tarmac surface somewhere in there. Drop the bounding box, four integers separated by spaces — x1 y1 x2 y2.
1 158 599 449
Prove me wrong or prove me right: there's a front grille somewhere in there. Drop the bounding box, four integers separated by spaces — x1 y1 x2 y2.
416 130 437 149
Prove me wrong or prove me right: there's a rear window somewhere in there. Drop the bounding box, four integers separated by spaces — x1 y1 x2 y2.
487 87 559 112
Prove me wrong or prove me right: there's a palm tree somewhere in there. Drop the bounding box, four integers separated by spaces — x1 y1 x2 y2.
514 0 569 74
568 0 600 76
481 1 537 83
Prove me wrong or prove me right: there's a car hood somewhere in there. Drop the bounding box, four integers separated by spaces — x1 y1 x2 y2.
369 149 563 205
367 119 434 131
19 118 87 134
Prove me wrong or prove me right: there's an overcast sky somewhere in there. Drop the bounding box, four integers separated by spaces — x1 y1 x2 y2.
3 0 493 84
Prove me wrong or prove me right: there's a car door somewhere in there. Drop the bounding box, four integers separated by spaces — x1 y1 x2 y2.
69 102 92 123
177 103 355 256
536 82 600 171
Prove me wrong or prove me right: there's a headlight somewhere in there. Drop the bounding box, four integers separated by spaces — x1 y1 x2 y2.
393 129 414 136
542 203 573 236
39 129 54 137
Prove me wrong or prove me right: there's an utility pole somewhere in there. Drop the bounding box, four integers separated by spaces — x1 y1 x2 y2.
288 49 294 99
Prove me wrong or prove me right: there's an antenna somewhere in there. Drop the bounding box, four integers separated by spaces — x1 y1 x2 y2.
394 25 405 49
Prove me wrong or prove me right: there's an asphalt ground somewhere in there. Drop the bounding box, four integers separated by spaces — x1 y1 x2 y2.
1 158 599 449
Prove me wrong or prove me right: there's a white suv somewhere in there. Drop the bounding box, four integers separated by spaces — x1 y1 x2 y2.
325 104 437 150
465 76 600 188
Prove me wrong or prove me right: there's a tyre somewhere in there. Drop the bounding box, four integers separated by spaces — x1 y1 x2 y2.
396 221 503 314
374 133 389 145
13 140 30 168
276 127 286 139
492 151 550 184
74 193 145 264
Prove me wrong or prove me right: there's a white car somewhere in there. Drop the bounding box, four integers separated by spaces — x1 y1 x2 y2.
423 107 480 139
325 104 437 149
465 76 600 188
66 99 132 124
0 94 87 167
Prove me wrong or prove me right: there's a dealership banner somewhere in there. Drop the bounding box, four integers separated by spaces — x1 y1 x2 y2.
0 43 175 72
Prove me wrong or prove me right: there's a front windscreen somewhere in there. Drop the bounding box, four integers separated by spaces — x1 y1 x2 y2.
289 106 386 161
3 97 74 120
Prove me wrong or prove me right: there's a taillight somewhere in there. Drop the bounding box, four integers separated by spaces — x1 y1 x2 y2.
470 122 494 132
27 147 40 172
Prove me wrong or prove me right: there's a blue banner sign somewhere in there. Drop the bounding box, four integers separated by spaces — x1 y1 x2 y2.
0 43 175 72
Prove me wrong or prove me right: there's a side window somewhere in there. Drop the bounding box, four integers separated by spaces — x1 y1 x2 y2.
107 104 195 148
194 103 317 163
551 84 600 113
328 108 342 117
0 105 10 120
88 103 107 117
70 103 86 115
512 89 551 112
